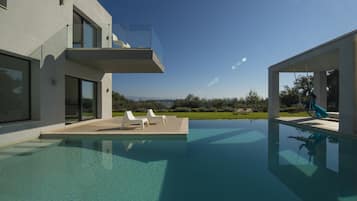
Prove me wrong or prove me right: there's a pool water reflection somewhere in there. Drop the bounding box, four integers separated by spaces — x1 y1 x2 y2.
0 120 356 201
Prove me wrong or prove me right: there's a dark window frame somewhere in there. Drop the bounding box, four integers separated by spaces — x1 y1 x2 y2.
72 10 100 48
65 75 98 125
0 53 31 124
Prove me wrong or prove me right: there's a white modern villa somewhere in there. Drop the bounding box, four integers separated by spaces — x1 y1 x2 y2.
0 0 164 146
268 30 357 135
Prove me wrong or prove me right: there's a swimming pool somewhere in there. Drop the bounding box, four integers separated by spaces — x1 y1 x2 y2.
0 120 355 201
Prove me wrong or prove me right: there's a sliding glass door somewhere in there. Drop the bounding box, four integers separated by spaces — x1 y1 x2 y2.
65 76 97 124
81 80 97 120
65 76 80 124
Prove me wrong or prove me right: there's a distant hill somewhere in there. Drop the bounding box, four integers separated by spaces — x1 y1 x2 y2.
126 96 175 101
126 96 175 108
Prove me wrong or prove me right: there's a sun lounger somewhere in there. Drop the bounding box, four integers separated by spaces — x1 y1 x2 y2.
122 111 149 129
146 109 167 125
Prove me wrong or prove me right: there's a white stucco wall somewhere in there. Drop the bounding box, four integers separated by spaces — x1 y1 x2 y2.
0 0 113 145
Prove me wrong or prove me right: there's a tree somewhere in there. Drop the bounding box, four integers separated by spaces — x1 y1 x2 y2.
327 70 339 111
112 91 132 111
280 86 299 107
279 74 313 108
245 90 261 111
294 75 313 96
184 94 200 108
246 90 260 105
114 91 269 113
294 75 313 105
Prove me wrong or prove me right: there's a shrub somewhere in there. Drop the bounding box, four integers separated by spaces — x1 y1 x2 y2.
173 107 192 112
114 108 127 112
157 109 169 113
205 107 217 112
280 105 305 113
191 108 200 112
222 107 234 112
134 108 147 112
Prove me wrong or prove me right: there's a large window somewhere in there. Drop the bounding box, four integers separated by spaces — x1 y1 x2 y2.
0 0 7 8
81 80 97 120
65 76 80 124
73 11 100 48
65 76 97 124
0 53 30 123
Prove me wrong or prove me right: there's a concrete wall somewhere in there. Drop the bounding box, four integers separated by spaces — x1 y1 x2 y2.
338 37 357 135
0 0 113 145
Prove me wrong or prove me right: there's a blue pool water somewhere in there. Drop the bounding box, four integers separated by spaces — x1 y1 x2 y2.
0 120 356 201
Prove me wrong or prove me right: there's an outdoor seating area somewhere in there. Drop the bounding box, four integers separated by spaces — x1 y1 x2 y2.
121 110 167 129
41 115 188 138
122 111 150 129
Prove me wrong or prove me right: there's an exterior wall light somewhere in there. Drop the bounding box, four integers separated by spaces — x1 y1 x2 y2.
51 78 57 86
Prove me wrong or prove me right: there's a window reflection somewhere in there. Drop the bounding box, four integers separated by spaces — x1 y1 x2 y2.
81 80 97 120
0 54 30 123
73 12 83 48
65 76 80 124
72 11 99 48
102 141 113 170
83 21 97 48
65 76 97 124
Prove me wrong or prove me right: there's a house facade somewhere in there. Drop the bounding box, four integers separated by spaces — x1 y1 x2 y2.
0 0 164 146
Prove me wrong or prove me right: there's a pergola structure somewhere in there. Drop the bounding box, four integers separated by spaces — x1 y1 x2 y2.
268 30 357 135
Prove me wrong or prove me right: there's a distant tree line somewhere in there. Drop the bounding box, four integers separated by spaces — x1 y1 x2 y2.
279 70 338 112
113 71 339 113
112 91 167 112
112 90 268 112
171 91 267 112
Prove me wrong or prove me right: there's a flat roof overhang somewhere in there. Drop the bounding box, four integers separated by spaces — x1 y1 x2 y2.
66 48 165 73
269 30 357 72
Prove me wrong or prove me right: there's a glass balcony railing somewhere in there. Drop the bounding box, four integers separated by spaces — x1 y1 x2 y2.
67 23 164 64
111 24 164 63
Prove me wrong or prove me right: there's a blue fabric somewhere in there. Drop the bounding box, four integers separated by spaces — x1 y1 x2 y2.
312 103 328 118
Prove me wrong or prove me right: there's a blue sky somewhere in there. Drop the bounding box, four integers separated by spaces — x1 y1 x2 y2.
99 0 357 99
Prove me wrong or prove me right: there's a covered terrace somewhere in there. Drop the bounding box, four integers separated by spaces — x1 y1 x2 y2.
268 30 357 135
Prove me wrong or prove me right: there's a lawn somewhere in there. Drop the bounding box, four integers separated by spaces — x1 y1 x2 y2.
112 111 309 120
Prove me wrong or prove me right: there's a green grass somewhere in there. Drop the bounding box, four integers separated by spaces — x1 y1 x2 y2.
112 111 309 120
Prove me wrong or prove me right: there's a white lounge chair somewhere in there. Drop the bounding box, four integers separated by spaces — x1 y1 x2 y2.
122 111 149 129
147 109 167 125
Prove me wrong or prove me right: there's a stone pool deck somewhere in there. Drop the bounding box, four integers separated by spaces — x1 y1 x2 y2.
41 116 188 139
276 117 339 134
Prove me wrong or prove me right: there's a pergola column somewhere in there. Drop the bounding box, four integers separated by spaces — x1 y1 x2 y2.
313 71 327 109
268 70 280 118
339 41 357 135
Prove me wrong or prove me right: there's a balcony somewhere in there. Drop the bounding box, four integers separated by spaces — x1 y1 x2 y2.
66 24 165 73
66 48 164 73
